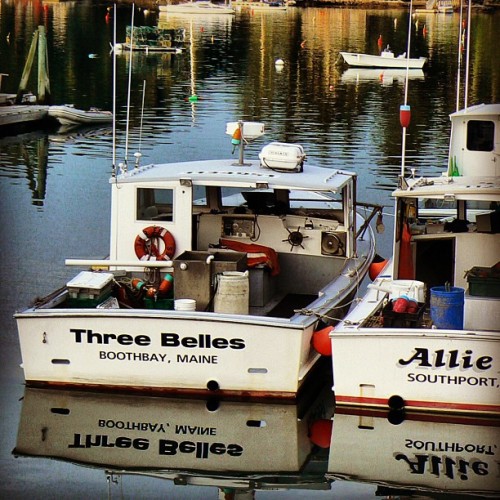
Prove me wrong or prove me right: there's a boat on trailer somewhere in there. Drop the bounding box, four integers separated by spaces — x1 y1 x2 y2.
329 103 500 416
14 121 380 399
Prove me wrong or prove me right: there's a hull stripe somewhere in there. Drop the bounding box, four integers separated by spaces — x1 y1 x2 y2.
335 395 500 415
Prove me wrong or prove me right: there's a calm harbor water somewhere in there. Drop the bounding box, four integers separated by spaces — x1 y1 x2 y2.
0 1 499 497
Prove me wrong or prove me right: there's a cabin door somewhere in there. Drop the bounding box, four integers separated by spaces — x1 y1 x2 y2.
415 238 455 301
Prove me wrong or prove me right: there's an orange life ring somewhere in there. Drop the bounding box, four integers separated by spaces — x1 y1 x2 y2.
134 226 176 261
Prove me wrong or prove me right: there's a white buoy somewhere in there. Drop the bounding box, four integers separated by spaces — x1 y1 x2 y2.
275 58 284 67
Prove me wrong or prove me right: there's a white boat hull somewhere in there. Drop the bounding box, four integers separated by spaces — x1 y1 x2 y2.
340 51 427 69
331 328 500 415
17 300 349 397
159 2 235 15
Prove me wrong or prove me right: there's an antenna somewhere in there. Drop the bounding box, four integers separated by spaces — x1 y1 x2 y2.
455 0 465 112
134 79 146 169
399 0 413 177
463 0 472 110
123 3 135 173
112 3 117 177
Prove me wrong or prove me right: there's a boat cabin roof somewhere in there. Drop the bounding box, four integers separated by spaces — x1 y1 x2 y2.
394 102 500 201
112 159 356 194
450 102 500 119
392 175 500 202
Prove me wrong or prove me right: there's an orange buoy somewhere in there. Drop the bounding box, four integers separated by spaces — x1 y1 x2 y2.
312 326 333 356
369 255 389 281
309 419 333 448
158 273 174 295
231 127 242 145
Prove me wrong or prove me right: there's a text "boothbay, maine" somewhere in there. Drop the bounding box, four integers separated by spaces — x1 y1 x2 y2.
70 329 246 349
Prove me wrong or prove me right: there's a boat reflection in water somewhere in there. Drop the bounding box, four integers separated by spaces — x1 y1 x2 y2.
13 380 500 497
328 407 500 498
13 381 335 496
340 68 425 86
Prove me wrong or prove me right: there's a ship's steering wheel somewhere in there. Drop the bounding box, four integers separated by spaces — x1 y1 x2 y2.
283 226 308 251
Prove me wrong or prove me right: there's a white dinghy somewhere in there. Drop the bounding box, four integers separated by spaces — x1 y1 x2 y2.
48 105 113 126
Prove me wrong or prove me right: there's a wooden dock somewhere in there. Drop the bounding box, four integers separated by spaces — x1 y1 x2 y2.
0 104 49 128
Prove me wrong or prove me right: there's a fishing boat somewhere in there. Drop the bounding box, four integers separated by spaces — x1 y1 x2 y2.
13 382 334 492
339 49 427 69
437 0 454 13
328 407 500 497
159 1 236 15
328 103 500 416
113 26 186 53
14 121 381 399
48 105 113 126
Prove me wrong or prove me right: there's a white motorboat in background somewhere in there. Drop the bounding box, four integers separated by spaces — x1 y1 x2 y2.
339 49 428 69
159 1 236 15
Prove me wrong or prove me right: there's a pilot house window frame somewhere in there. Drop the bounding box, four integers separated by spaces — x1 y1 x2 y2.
466 119 495 152
136 188 174 222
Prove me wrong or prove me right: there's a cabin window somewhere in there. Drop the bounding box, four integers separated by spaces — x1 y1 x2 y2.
467 120 494 152
137 188 173 221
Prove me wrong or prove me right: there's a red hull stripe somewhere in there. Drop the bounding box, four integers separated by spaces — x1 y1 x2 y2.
335 395 500 415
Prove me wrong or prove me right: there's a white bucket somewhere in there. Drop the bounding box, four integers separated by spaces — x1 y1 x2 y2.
174 298 196 311
214 271 249 315
391 280 426 302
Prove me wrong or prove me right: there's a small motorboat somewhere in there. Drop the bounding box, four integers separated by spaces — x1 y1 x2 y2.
48 105 113 126
159 1 236 15
339 48 428 69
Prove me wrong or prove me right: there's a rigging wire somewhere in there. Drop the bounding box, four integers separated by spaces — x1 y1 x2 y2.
112 3 117 177
400 0 413 177
124 3 135 172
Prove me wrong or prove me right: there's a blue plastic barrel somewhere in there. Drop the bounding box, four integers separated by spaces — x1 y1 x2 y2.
430 286 465 330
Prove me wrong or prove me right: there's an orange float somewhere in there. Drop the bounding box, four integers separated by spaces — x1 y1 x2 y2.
311 325 333 356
